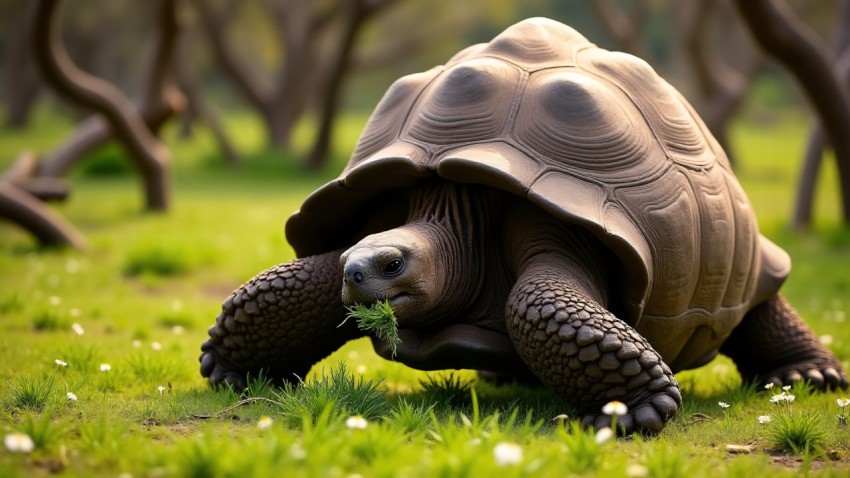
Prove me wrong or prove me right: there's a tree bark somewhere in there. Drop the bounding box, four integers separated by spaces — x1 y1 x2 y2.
2 2 41 128
792 0 850 228
31 0 178 212
589 0 651 59
0 182 85 249
734 0 850 223
682 0 763 165
306 0 396 170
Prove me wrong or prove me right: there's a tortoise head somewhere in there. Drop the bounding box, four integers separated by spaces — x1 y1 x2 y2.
340 225 444 326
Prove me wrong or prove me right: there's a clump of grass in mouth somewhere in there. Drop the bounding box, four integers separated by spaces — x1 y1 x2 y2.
341 300 401 357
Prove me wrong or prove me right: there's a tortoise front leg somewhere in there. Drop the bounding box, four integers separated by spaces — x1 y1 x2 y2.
505 260 681 435
200 249 364 389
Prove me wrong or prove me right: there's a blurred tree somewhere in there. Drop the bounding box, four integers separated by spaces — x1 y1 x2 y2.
195 0 398 169
680 0 763 165
793 0 850 228
734 0 850 224
36 0 186 180
175 24 240 165
31 0 176 211
1 2 42 129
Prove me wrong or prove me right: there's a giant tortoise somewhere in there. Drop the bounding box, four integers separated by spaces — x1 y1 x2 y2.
199 18 847 434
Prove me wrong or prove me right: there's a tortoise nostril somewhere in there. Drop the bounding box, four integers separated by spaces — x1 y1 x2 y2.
353 271 364 284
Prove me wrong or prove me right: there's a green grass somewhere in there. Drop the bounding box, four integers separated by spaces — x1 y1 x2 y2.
1 108 849 476
344 300 401 356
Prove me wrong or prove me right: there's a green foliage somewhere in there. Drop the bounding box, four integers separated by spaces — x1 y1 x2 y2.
386 399 433 434
767 412 830 454
123 241 195 277
19 414 66 451
419 372 472 409
5 373 58 412
343 300 400 356
274 363 389 424
78 143 134 177
31 307 70 331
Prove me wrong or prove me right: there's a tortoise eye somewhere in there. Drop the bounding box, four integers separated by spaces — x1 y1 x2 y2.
384 259 403 276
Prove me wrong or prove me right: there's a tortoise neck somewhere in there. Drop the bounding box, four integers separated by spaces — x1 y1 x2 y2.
406 180 503 318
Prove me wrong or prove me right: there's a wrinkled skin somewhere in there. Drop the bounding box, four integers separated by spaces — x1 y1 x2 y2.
200 181 847 435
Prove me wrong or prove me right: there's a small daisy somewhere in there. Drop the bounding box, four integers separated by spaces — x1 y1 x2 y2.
782 385 791 392
69 308 81 318
820 335 834 346
718 401 730 409
345 415 369 430
602 400 628 416
100 364 111 372
356 364 367 374
132 340 142 348
551 413 570 422
595 427 614 444
157 385 166 396
171 326 185 336
838 398 850 408
71 323 85 335
257 416 273 430
758 415 772 424
786 394 795 403
49 295 61 306
55 359 68 367
4 432 35 453
493 441 523 466
764 383 774 390
67 392 77 401
151 342 162 351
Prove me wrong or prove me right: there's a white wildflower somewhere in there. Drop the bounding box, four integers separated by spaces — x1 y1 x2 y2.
782 385 791 392
493 441 523 466
49 295 61 306
551 413 570 422
838 398 850 408
356 364 367 374
157 385 166 396
67 392 77 401
345 415 368 430
132 340 142 348
55 359 68 367
764 383 774 390
758 415 772 424
151 342 162 351
257 416 273 430
602 400 628 416
289 443 307 460
718 401 730 409
820 335 834 346
4 432 35 453
171 325 185 336
71 323 85 335
595 427 614 444
626 464 649 477
786 394 795 403
99 364 111 372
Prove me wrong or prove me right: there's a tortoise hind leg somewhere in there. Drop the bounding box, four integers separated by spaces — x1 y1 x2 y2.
720 295 848 389
200 249 364 389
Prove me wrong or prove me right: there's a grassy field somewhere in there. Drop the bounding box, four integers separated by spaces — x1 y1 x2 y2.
1 110 849 477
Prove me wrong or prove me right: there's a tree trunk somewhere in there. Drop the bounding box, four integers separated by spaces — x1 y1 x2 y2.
734 0 850 223
2 2 41 128
792 0 850 228
306 0 394 170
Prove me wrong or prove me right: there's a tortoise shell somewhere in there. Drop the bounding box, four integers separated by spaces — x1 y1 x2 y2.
286 18 790 370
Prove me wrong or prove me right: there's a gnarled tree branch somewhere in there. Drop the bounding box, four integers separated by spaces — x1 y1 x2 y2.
32 0 172 211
